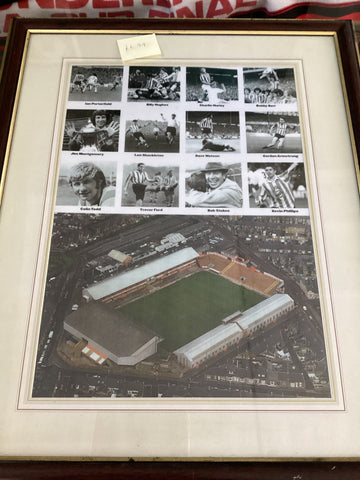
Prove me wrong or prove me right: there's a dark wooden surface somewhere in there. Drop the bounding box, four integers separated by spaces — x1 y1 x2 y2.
0 461 360 479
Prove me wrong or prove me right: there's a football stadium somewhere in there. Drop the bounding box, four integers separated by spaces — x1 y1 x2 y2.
65 247 291 370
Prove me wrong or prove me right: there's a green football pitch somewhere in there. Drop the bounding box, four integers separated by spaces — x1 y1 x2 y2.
120 271 265 351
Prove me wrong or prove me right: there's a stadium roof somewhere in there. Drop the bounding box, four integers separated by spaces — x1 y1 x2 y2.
64 302 160 357
234 294 293 331
85 247 199 300
175 294 294 363
222 311 242 324
174 323 241 362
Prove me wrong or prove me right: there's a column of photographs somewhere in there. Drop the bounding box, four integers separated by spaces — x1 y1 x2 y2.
56 65 306 215
30 65 334 403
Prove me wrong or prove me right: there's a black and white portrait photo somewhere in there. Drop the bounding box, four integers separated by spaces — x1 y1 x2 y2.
63 109 120 153
245 112 302 154
124 109 180 153
243 67 297 105
127 66 181 102
185 160 242 208
122 162 179 208
68 66 123 102
186 67 238 104
56 160 117 207
186 111 240 153
247 162 307 209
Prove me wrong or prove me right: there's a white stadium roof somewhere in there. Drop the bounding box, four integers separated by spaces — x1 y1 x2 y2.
175 294 293 363
175 323 241 362
85 247 199 301
234 294 294 331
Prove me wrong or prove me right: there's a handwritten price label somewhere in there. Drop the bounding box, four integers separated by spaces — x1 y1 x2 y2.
117 34 162 62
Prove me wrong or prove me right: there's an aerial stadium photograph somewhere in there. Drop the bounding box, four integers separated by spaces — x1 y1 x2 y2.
32 214 331 400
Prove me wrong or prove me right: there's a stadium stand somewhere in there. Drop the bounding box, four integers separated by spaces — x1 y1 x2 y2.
83 247 199 302
175 294 294 368
198 253 283 296
64 302 162 366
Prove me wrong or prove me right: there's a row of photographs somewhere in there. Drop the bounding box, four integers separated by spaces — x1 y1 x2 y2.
55 158 308 212
68 65 298 106
62 109 302 155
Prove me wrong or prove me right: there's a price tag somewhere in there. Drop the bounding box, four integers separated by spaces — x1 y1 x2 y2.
117 34 162 62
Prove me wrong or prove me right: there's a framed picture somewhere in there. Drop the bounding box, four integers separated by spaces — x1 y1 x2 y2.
0 18 359 461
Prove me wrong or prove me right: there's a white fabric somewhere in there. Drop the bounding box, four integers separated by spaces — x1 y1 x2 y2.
1 1 359 41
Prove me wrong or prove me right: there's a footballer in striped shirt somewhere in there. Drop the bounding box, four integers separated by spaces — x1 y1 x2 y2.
199 68 212 101
262 117 289 150
256 163 298 209
198 114 214 138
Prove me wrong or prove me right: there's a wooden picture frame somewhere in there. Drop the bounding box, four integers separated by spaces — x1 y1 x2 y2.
0 18 359 462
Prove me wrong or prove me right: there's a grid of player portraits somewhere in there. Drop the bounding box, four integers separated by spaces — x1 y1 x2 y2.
55 64 308 215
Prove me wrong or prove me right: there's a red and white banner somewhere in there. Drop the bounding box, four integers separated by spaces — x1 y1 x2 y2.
1 1 360 40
